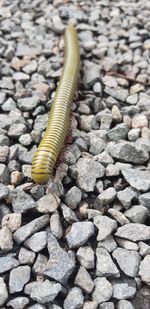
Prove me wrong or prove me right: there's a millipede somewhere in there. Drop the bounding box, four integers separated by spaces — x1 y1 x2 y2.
31 24 80 184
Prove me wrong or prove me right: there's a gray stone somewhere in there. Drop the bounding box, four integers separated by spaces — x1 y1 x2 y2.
80 115 97 132
112 248 141 277
0 115 12 130
66 222 94 248
0 146 9 163
128 128 140 142
19 134 32 146
50 211 63 239
14 214 49 244
89 137 106 155
34 114 48 132
94 151 114 166
83 300 98 309
0 277 8 306
2 98 16 112
100 114 113 130
13 72 30 81
0 134 9 146
107 124 128 142
116 238 139 251
126 94 138 105
75 266 94 294
98 187 116 205
117 187 138 209
17 97 40 111
108 209 130 225
7 297 29 309
104 87 128 102
0 77 14 90
77 246 95 269
98 235 117 252
139 192 150 209
138 242 150 257
132 114 148 129
64 287 84 309
96 248 119 277
94 215 117 241
124 205 149 223
44 233 75 284
24 231 47 252
52 15 65 34
108 142 149 164
139 255 150 285
99 303 114 309
18 247 35 265
11 189 36 213
0 226 13 251
0 93 6 105
83 60 100 88
92 277 112 304
0 254 19 273
0 184 9 200
26 304 46 309
64 186 82 209
37 193 60 213
9 265 31 293
115 223 150 242
132 286 150 309
121 168 150 192
112 278 136 299
117 300 135 309
8 123 27 138
33 254 48 274
106 164 120 177
2 213 21 232
23 60 37 74
137 93 150 111
30 279 62 304
60 203 78 223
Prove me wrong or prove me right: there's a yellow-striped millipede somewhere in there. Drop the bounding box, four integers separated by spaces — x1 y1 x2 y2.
31 24 80 184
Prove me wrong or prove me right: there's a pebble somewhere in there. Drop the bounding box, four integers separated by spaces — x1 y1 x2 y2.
108 209 130 225
138 242 150 257
117 300 135 309
107 124 128 141
0 146 9 163
98 187 116 205
64 287 84 309
124 205 149 223
83 60 100 88
7 297 29 309
44 233 75 284
94 151 114 166
8 123 27 138
66 222 94 248
99 303 114 309
19 134 32 146
64 186 82 209
11 189 36 213
98 235 117 253
37 193 60 213
121 168 150 192
92 277 112 304
105 164 120 176
116 238 139 251
128 128 140 141
17 96 40 111
112 248 141 277
24 231 47 252
0 254 19 273
137 93 150 111
139 192 150 209
2 97 16 111
11 171 22 186
0 226 13 251
89 137 106 155
14 214 49 244
0 277 8 306
52 15 65 34
0 134 9 146
115 223 150 242
18 247 36 265
112 278 136 299
77 246 95 269
0 183 9 200
60 203 78 223
9 265 31 293
50 211 63 239
2 213 21 232
139 255 150 285
96 248 119 277
23 60 37 74
0 163 10 184
104 87 128 102
83 301 98 309
117 187 137 209
126 94 138 105
94 215 117 241
112 105 122 122
132 114 148 129
32 253 48 274
13 72 30 81
75 266 94 294
29 280 62 304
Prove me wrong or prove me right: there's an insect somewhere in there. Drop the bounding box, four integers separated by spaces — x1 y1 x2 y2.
31 24 80 184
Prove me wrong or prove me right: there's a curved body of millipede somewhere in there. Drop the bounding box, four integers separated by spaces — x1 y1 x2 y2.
31 24 80 184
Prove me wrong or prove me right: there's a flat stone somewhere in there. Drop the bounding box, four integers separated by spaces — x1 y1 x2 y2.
77 246 95 269
24 231 47 252
98 235 117 253
66 222 94 248
75 266 94 294
96 248 119 277
64 287 84 309
98 187 116 205
112 248 141 277
0 254 19 273
116 238 139 251
9 265 31 293
92 277 112 304
17 97 40 111
139 255 150 285
44 233 75 284
124 205 149 223
11 189 36 213
14 215 49 244
132 114 148 129
94 215 117 241
0 277 8 306
29 279 62 304
121 168 150 192
7 297 29 309
64 186 82 209
18 247 35 265
37 193 60 213
112 278 136 299
115 223 150 242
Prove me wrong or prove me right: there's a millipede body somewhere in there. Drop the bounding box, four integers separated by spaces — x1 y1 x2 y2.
31 24 80 184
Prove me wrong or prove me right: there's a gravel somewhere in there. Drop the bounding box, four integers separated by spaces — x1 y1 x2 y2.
0 277 8 306
66 221 95 248
92 277 112 304
9 265 31 293
112 248 141 277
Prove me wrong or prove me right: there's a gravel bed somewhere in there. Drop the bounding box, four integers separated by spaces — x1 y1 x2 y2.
0 0 150 308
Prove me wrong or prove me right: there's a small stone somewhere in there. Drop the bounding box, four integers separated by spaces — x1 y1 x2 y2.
37 193 60 213
116 238 139 251
112 278 136 299
0 163 10 184
44 233 75 284
89 137 106 155
93 82 102 94
23 60 37 74
64 287 84 309
83 300 98 309
94 151 114 166
139 255 150 285
13 72 30 81
2 97 16 111
100 114 113 130
92 277 112 304
33 254 48 274
126 94 138 105
80 115 97 132
50 211 63 239
22 165 32 179
128 128 140 141
75 266 94 294
0 254 19 273
64 186 82 209
0 226 13 251
132 114 148 129
9 265 31 293
106 164 120 177
121 168 150 192
0 183 9 200
7 297 29 309
11 189 36 213
83 60 100 88
2 213 21 232
66 222 94 248
139 242 150 257
117 187 137 209
108 209 129 225
96 248 119 277
18 247 35 265
107 124 128 142
0 146 9 163
115 223 150 242
60 203 78 223
0 134 9 146
130 84 144 95
117 300 135 309
98 235 117 253
24 231 47 252
19 134 32 146
112 105 122 122
52 15 65 34
17 97 40 111
139 192 150 209
8 123 27 138
98 187 116 205
30 279 62 304
77 246 95 269
0 77 14 90
124 205 149 223
14 215 49 244
0 277 8 306
94 215 117 241
112 248 141 277
104 87 128 102
11 171 22 186
137 93 150 111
